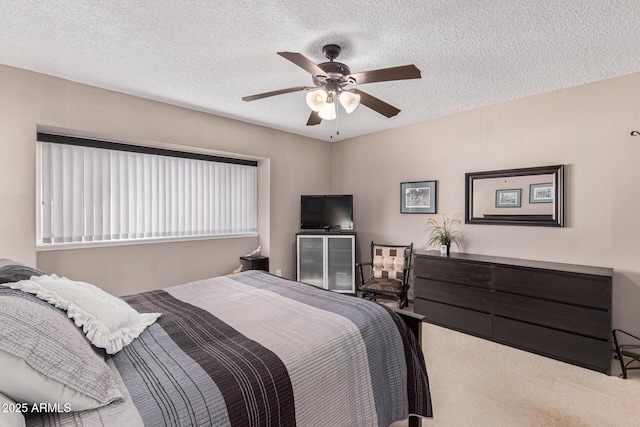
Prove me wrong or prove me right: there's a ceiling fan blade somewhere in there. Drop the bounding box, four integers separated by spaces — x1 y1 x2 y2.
242 86 314 102
277 52 329 77
348 64 421 85
306 111 322 126
353 89 401 118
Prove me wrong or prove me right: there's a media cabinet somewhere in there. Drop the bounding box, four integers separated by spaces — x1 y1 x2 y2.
414 251 613 374
296 232 356 294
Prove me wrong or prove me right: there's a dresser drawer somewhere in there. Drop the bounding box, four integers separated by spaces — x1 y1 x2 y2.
414 277 492 313
492 266 611 309
493 316 611 373
414 298 492 338
414 256 491 289
493 292 610 340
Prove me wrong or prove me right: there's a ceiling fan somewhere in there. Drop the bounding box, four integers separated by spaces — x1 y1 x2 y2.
242 44 421 126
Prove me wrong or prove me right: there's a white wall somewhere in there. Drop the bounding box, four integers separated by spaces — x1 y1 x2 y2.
331 72 640 335
0 64 331 295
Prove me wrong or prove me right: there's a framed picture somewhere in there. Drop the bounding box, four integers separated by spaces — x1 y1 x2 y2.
495 189 521 208
530 183 554 203
401 180 437 214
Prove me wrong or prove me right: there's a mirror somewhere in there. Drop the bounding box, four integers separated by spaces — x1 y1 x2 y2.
465 165 564 227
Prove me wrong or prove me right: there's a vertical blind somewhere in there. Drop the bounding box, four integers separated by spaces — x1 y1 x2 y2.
38 136 257 245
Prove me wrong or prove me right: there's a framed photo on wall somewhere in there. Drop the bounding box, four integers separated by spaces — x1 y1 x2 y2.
401 180 437 214
495 189 521 208
529 183 554 203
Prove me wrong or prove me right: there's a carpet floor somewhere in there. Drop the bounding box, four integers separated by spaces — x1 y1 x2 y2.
393 321 640 426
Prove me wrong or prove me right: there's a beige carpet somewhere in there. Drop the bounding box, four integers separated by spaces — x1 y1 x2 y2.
393 322 640 427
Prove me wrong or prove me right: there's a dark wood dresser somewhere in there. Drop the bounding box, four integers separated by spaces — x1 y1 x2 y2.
414 251 613 374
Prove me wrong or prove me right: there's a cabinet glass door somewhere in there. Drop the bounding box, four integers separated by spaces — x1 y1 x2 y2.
297 236 325 288
327 236 354 293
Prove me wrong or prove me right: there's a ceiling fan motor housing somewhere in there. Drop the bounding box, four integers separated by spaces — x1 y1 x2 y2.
313 61 352 88
312 44 353 89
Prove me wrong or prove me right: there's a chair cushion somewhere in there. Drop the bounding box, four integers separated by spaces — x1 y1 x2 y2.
362 278 403 293
372 245 406 281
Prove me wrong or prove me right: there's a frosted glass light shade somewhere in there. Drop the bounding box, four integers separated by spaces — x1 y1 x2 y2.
339 91 361 114
318 101 336 120
306 90 327 112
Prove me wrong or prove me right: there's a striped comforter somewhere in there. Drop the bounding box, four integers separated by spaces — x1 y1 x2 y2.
27 270 432 427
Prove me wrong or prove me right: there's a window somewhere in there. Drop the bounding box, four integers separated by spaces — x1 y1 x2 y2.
37 133 257 247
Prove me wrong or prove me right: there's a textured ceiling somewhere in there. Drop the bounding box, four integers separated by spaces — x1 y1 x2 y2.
1 1 640 142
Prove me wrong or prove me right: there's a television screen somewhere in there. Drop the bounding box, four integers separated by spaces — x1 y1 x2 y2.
300 195 353 231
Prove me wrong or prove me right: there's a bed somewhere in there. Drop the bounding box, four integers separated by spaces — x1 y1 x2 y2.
0 264 432 427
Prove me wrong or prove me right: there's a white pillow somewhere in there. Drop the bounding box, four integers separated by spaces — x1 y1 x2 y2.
0 392 26 427
4 274 161 354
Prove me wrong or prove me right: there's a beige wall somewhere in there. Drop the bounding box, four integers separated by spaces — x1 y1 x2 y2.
0 64 331 295
4 62 640 334
331 72 640 335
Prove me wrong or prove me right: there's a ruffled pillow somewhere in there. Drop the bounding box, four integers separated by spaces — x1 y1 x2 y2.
3 274 160 354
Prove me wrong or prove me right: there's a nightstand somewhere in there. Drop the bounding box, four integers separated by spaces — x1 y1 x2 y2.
239 255 269 272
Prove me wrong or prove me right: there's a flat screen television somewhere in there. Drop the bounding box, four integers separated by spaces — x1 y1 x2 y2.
300 195 353 231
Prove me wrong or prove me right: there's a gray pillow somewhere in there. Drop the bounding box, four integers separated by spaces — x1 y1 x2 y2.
0 392 25 427
0 259 44 284
0 288 122 411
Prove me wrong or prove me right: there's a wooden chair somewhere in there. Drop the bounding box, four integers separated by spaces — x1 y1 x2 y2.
357 242 413 309
612 329 640 379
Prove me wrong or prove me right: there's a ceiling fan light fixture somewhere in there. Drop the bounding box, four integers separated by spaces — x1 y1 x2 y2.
318 99 336 120
339 91 361 114
306 89 327 112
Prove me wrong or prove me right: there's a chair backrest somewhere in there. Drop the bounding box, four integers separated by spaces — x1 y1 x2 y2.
370 242 413 282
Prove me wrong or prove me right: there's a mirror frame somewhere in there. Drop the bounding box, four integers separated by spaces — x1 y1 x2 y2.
465 165 564 227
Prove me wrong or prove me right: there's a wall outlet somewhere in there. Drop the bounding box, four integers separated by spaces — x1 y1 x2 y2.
276 269 282 277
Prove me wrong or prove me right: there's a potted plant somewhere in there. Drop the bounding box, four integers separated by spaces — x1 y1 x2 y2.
425 213 463 255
